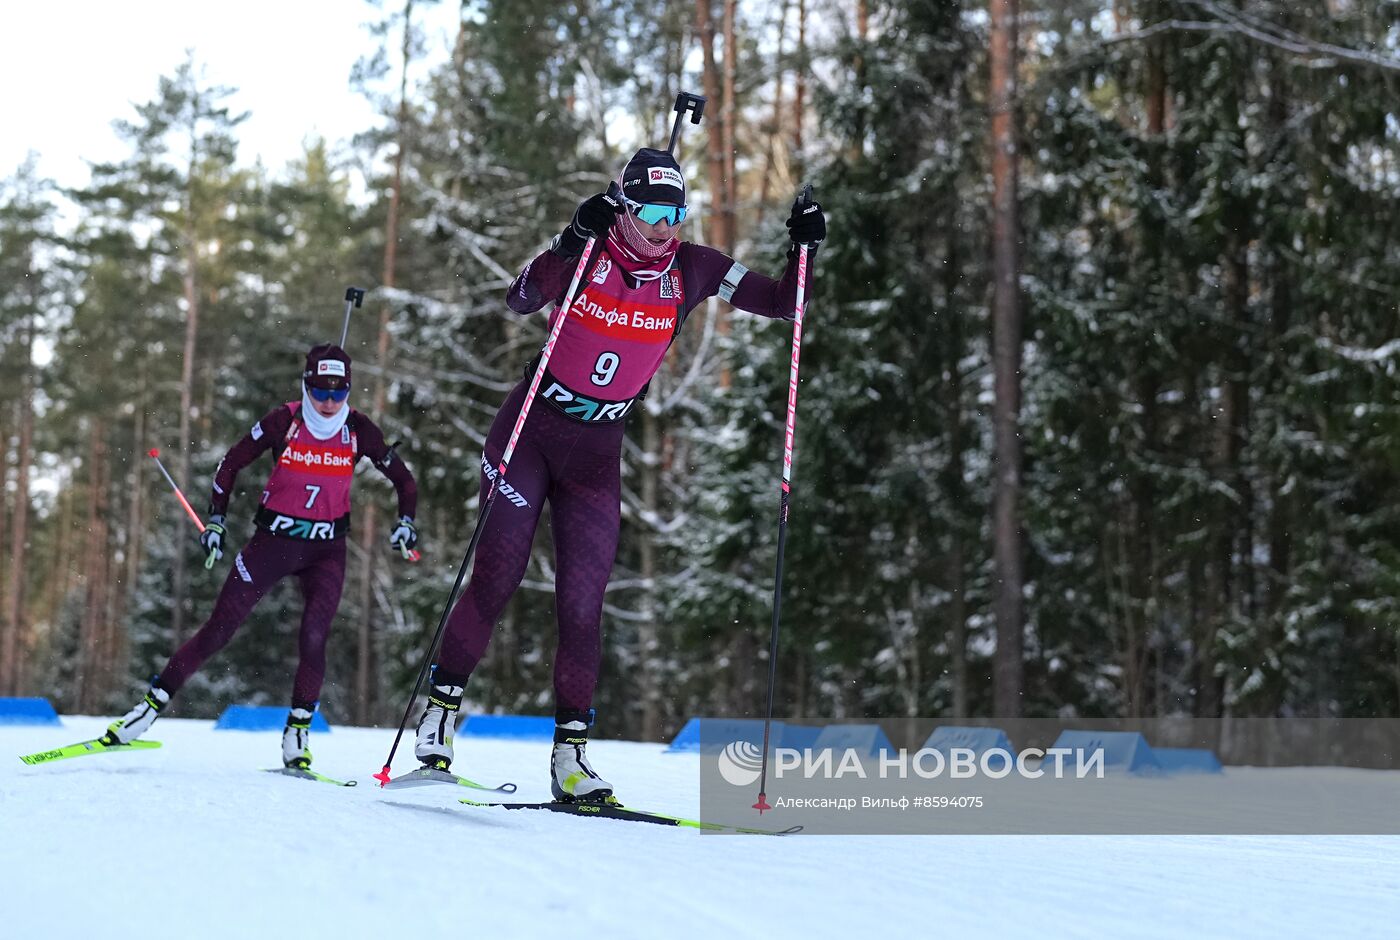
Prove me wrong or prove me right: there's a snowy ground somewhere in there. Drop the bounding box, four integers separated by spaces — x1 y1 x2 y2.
4 717 1399 939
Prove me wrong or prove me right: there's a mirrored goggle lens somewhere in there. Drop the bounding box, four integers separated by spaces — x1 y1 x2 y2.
629 202 687 226
307 385 349 402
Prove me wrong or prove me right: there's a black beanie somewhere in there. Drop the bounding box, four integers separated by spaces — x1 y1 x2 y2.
303 343 352 390
620 147 687 206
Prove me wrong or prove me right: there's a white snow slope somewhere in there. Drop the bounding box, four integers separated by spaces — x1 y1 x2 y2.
3 716 1399 940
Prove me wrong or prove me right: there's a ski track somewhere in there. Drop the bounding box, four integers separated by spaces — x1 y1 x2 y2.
3 718 1398 939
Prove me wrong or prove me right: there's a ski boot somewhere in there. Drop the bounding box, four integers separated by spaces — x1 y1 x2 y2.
414 681 463 771
103 685 170 745
282 706 315 769
550 707 613 804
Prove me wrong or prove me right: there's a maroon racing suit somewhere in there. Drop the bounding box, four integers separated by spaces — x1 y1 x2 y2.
157 403 417 710
434 240 803 709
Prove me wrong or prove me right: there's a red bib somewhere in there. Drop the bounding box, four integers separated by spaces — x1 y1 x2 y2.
261 403 359 520
545 248 685 401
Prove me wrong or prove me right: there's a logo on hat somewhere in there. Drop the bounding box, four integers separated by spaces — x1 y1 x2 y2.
317 360 346 377
647 167 684 190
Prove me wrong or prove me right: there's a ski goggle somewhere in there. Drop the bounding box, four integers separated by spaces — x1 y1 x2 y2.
626 198 687 227
305 384 350 403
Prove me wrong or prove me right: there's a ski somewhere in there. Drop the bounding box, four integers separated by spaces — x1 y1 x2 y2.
380 764 517 794
458 797 802 835
263 767 357 787
19 738 162 766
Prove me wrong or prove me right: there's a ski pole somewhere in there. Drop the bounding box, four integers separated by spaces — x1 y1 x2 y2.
753 185 815 815
149 449 205 533
148 448 220 570
373 231 601 787
339 286 366 348
382 440 421 563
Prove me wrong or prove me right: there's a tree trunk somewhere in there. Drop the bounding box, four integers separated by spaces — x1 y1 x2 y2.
0 403 8 694
356 0 414 724
757 0 790 225
1125 370 1157 716
1200 240 1247 719
1261 49 1292 716
721 0 738 255
78 422 112 712
1126 0 1168 717
111 381 149 699
793 0 807 157
1199 36 1251 719
3 314 35 695
903 549 923 717
172 130 202 646
851 0 870 153
1145 0 1167 135
43 485 76 672
989 0 1024 719
944 240 969 717
696 0 732 388
696 1 726 252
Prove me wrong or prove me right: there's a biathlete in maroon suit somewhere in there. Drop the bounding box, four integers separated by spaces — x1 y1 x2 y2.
104 344 420 769
413 147 827 802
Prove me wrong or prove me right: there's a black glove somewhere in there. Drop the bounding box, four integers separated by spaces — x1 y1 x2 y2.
201 514 226 565
786 189 826 247
552 184 625 257
388 515 418 554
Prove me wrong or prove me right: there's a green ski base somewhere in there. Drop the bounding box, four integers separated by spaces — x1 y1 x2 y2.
263 767 358 787
459 797 802 835
19 738 162 766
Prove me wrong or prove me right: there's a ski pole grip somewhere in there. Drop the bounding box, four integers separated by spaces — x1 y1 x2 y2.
673 91 706 123
345 286 366 307
794 184 818 249
667 91 707 154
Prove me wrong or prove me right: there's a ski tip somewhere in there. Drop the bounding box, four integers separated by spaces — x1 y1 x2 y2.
373 766 392 788
501 782 518 793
